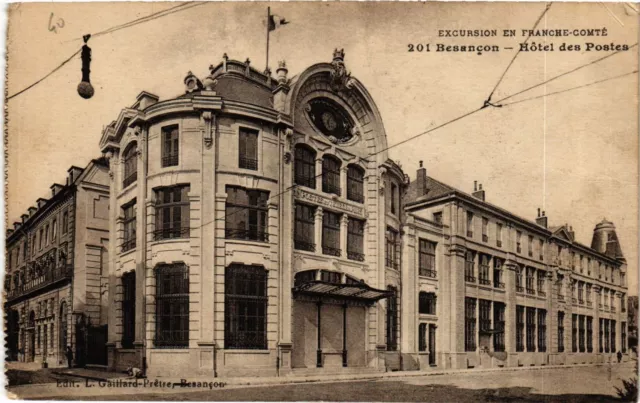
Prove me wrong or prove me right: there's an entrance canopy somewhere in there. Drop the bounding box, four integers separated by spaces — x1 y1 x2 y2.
293 270 391 305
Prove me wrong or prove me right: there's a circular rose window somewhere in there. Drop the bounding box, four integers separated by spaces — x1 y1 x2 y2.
306 98 354 144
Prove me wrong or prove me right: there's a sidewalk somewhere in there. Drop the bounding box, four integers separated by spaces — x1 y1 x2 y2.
6 361 634 400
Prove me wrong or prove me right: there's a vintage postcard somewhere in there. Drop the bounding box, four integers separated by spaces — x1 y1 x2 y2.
3 1 638 401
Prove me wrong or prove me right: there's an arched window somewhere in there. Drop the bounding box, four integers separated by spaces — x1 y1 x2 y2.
322 155 341 196
294 145 316 188
346 164 364 203
419 292 437 315
123 143 138 188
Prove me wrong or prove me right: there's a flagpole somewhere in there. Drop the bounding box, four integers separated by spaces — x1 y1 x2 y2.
266 6 270 72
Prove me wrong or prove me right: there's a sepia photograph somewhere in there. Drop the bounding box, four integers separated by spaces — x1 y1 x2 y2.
2 1 639 401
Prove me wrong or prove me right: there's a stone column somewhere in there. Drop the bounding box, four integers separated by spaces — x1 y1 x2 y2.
134 133 147 368
340 167 348 198
314 207 323 254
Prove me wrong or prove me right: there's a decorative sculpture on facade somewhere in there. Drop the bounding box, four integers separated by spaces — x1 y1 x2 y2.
329 48 354 92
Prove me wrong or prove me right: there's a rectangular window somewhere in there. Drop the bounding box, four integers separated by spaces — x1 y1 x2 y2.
482 217 488 243
347 218 365 261
587 316 593 352
322 211 341 257
539 239 544 261
45 224 49 245
418 239 436 278
578 282 584 304
537 270 546 296
225 186 268 242
516 265 524 292
611 320 616 352
121 271 136 348
322 157 342 196
579 314 585 352
346 165 364 203
433 212 442 224
493 302 505 352
62 211 69 234
516 306 525 352
385 228 398 270
390 183 398 215
419 292 436 315
558 311 565 352
238 127 259 170
572 314 578 352
225 264 268 350
418 323 427 352
294 146 316 189
466 211 473 238
496 223 503 247
294 204 315 252
465 251 476 282
516 231 522 253
39 229 43 250
122 201 136 252
493 258 504 288
123 144 138 188
579 255 584 273
154 264 189 347
161 125 179 167
465 298 477 352
622 322 627 353
528 235 533 257
479 299 491 332
599 318 604 353
386 287 398 351
526 267 535 295
479 254 490 285
51 219 57 241
526 307 536 352
155 185 191 240
537 309 547 352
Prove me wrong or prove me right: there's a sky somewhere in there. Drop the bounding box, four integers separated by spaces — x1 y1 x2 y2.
5 2 638 294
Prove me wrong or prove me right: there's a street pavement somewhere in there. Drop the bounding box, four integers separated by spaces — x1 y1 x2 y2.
5 361 636 402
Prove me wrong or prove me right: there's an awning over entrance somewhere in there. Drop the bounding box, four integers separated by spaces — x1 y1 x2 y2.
293 279 392 304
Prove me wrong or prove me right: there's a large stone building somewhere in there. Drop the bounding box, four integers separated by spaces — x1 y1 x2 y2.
5 158 110 367
96 50 630 378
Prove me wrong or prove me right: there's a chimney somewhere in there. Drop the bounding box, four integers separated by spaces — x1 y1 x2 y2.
416 161 427 196
50 183 64 198
21 214 29 224
67 166 84 184
36 198 48 209
13 222 21 230
28 207 37 217
536 209 548 228
472 182 486 201
134 91 159 110
568 225 575 241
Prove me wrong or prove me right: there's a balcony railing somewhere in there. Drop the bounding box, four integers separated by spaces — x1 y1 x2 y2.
526 288 536 295
578 298 584 305
225 227 268 242
7 264 72 301
239 156 258 170
420 269 437 278
154 226 191 241
599 303 603 309
558 294 565 301
516 285 524 293
121 238 136 253
494 281 505 289
479 278 491 286
294 239 315 252
123 172 137 188
465 275 477 283
482 234 488 243
347 251 365 262
386 258 399 270
538 290 546 297
587 301 593 307
611 306 616 313
322 245 341 257
161 153 179 167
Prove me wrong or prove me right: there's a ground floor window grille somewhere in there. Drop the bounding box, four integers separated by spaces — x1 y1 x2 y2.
587 316 593 352
557 311 565 352
386 287 398 351
418 323 427 352
599 318 604 353
479 255 490 285
479 299 491 332
154 264 189 348
578 315 585 352
493 302 505 352
622 322 627 353
516 306 524 352
604 319 610 353
611 320 616 352
537 309 546 352
572 314 578 353
225 264 268 350
122 271 136 348
465 298 477 352
526 307 536 352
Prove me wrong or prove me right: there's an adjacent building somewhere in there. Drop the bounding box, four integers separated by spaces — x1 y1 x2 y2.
94 50 631 378
5 158 110 367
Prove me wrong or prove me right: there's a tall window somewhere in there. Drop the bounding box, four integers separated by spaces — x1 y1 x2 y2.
294 204 315 252
496 223 503 247
516 306 524 352
465 298 477 352
516 231 522 253
587 316 593 352
418 323 427 352
494 302 505 352
155 185 190 240
122 201 136 252
238 128 259 170
45 224 49 245
526 307 536 352
537 270 546 296
225 186 268 242
538 239 544 260
538 309 547 352
322 211 341 256
578 315 585 352
347 218 365 261
121 271 136 348
527 235 533 257
123 143 138 188
578 282 584 303
385 228 398 269
346 165 364 203
611 320 616 352
479 254 490 285
479 299 491 332
466 211 474 237
481 217 488 242
418 239 436 278
51 219 57 242
419 292 436 315
294 145 316 188
526 267 535 294
493 258 504 288
386 287 398 351
390 183 398 215
154 264 189 347
621 322 627 353
322 155 341 196
225 264 268 350
572 314 578 352
558 311 565 352
62 211 68 234
516 265 524 292
39 229 44 250
161 125 179 167
599 318 604 353
465 250 476 282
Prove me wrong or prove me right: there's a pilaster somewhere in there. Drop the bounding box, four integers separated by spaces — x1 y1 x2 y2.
314 207 323 254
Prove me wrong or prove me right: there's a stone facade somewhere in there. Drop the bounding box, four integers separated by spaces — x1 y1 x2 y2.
5 159 110 368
